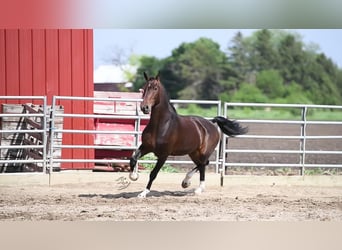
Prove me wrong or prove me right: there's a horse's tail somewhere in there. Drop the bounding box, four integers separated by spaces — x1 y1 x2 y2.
212 116 248 137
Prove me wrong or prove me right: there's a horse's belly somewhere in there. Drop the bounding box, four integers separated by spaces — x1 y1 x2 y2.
170 138 200 156
170 148 193 156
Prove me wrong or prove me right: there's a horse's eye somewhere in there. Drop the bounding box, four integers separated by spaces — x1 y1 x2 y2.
154 86 158 91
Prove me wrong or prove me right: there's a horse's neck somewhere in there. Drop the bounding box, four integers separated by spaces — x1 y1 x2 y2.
150 92 176 126
150 101 174 121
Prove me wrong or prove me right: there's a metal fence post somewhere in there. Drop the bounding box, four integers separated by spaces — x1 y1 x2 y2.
48 96 57 186
299 106 307 176
215 100 222 174
220 102 229 184
42 96 48 174
134 100 140 150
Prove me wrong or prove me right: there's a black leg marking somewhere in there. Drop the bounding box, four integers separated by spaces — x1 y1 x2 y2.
130 145 150 171
198 164 205 182
129 149 141 171
146 156 167 190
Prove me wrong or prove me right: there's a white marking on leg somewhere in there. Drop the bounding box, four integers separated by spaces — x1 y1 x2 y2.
129 155 139 181
129 149 141 181
182 168 197 188
194 181 205 195
129 169 139 181
137 189 150 198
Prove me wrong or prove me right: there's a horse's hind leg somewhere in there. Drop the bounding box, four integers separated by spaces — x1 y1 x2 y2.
182 167 198 188
181 163 206 194
188 152 209 194
194 163 207 195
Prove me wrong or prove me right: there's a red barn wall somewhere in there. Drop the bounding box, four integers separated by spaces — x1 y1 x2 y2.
0 29 94 169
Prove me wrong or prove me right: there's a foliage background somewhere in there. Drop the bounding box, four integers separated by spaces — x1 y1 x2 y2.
130 29 342 106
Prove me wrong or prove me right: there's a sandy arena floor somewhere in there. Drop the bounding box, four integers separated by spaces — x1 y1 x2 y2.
1 173 341 221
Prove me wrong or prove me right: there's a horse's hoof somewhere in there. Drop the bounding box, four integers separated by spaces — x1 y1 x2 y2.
181 180 191 188
129 172 139 181
194 187 204 195
137 189 150 198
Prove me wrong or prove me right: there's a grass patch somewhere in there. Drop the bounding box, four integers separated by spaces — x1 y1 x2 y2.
306 109 342 121
304 168 342 175
176 104 219 117
139 153 178 173
226 108 299 120
176 103 342 121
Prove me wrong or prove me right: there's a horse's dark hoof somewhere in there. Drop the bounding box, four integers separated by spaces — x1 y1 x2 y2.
182 180 190 188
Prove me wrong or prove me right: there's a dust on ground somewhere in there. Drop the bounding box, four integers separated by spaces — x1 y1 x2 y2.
1 123 342 221
1 176 342 221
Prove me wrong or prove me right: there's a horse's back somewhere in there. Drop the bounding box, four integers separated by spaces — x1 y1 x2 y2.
180 115 220 146
186 115 218 133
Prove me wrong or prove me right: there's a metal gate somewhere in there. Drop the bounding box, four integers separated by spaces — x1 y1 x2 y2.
221 102 342 176
2 96 342 178
49 96 222 172
0 96 48 173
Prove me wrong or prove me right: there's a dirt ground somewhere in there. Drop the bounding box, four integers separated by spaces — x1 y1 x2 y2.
1 123 341 221
1 174 342 221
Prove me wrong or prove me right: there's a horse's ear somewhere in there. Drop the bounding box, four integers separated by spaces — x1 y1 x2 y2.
143 72 148 81
155 71 160 81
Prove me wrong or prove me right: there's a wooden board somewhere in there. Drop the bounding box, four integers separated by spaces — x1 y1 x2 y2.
93 91 148 163
94 91 144 115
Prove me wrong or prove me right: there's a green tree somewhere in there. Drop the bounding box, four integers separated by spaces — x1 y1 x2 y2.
282 81 312 104
251 29 279 71
278 34 305 84
133 56 164 91
227 32 250 81
319 74 341 105
302 53 342 105
165 37 230 100
336 70 342 99
231 83 268 103
132 29 342 106
256 69 285 99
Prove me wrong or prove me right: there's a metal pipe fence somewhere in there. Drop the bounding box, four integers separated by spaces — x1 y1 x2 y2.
222 102 342 175
1 96 341 178
49 96 222 173
0 96 48 173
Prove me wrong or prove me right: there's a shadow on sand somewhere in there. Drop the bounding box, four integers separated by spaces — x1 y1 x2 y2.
79 189 195 199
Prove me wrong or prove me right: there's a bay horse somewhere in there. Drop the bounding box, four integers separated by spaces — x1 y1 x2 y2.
129 72 247 198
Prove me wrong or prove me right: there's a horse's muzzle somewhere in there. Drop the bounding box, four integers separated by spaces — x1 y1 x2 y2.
141 105 150 114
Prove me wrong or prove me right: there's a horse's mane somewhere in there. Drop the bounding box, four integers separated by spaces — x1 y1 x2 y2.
169 101 177 113
159 80 177 114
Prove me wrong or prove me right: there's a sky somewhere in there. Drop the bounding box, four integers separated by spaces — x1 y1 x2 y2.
94 29 342 82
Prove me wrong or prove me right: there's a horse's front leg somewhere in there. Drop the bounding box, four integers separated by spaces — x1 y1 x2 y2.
138 156 167 198
129 145 147 181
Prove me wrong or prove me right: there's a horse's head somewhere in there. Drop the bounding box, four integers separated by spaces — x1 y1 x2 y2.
140 72 162 114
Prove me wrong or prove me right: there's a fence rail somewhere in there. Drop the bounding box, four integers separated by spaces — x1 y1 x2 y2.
49 96 222 173
222 102 342 175
0 96 48 173
1 96 341 178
